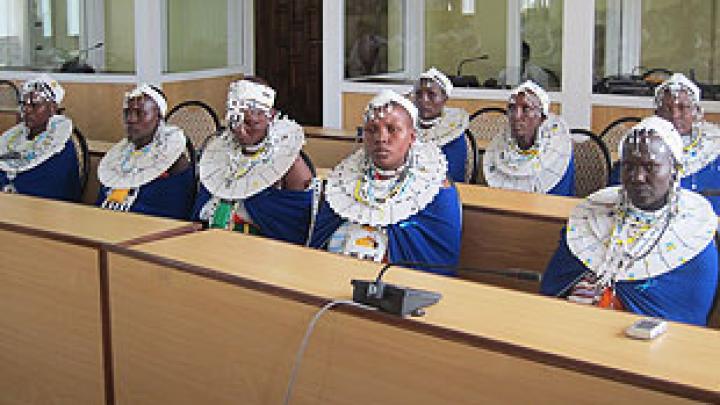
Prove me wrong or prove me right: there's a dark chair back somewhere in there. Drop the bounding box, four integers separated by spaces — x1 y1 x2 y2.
300 150 317 178
468 107 508 142
463 131 479 183
571 128 611 198
166 100 221 151
70 127 90 200
599 116 642 159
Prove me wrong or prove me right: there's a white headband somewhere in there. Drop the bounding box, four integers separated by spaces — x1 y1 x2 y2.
510 80 549 116
125 84 168 117
619 116 683 162
654 73 701 105
22 74 64 104
364 89 418 129
419 67 453 97
226 80 276 122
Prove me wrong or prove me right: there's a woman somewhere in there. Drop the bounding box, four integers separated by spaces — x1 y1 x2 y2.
542 116 717 326
309 90 462 275
192 79 313 245
482 80 574 196
0 74 81 201
97 84 194 219
412 67 470 182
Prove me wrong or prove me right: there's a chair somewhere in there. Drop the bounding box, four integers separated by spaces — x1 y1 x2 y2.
599 116 642 159
0 80 20 127
571 128 611 198
70 127 90 200
300 150 317 178
166 100 221 151
468 107 508 142
463 131 479 183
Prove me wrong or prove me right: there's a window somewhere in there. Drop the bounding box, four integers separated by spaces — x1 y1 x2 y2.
343 0 564 91
0 0 135 73
344 0 405 79
165 0 229 73
595 0 720 100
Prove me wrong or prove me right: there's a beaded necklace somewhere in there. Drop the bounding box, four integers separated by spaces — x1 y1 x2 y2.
353 163 412 207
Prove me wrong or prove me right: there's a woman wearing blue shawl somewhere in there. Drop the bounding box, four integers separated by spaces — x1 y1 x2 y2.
610 73 720 215
308 90 462 275
482 81 574 196
412 67 471 183
541 116 718 326
0 74 81 202
191 78 313 245
97 84 194 220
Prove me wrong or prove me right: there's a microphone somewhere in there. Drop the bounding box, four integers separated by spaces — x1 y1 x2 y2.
456 54 489 77
351 261 541 317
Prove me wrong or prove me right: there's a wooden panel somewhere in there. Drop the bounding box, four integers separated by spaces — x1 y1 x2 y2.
456 184 579 291
62 82 135 143
304 136 358 168
163 74 243 122
0 230 104 404
591 106 653 134
108 250 702 404
0 192 194 244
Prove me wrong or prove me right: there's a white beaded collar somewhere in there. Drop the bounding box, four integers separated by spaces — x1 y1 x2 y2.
325 140 447 227
198 117 305 200
680 121 720 177
0 115 72 174
483 114 572 193
566 186 715 284
417 107 469 147
98 123 186 189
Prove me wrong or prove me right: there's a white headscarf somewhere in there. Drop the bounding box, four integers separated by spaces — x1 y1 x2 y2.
225 80 276 123
654 73 701 105
419 67 453 97
22 74 65 104
364 89 419 129
618 116 683 163
124 84 168 117
510 80 549 116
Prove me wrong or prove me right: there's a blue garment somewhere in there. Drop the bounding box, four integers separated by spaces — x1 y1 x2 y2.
309 186 462 275
548 154 575 197
610 157 720 214
441 133 469 183
97 166 195 220
192 184 313 245
0 140 81 202
541 229 718 326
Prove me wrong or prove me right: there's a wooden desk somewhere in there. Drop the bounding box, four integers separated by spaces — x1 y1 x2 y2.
456 184 580 291
106 230 720 404
0 193 196 404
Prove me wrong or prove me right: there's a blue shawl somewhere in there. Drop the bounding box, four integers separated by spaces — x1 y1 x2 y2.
97 166 195 220
548 155 575 197
309 186 462 275
0 140 81 202
192 184 313 245
441 133 469 183
541 229 718 326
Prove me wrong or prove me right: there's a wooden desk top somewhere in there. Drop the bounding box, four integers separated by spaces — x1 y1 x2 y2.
87 139 114 155
0 193 195 245
124 230 720 400
456 183 580 221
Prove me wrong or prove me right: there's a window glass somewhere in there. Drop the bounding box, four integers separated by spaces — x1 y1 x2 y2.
166 0 229 73
0 0 135 73
595 0 720 100
344 0 405 79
